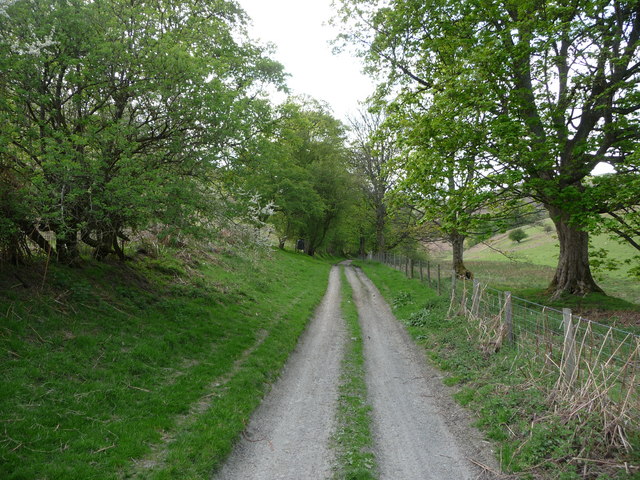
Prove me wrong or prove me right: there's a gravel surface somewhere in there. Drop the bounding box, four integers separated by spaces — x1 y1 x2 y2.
345 265 499 480
213 266 347 480
214 263 499 480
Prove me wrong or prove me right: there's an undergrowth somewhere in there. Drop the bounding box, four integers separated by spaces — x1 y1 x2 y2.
357 261 639 480
0 247 332 479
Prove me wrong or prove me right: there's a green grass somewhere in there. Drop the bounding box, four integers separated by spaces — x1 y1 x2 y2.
458 219 640 305
0 248 332 479
331 267 377 480
357 260 640 480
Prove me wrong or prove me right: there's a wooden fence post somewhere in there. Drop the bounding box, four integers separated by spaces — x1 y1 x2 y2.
471 279 480 317
451 271 457 306
504 292 514 344
562 308 576 387
437 264 441 295
409 258 414 278
419 261 423 281
459 277 468 314
427 261 431 286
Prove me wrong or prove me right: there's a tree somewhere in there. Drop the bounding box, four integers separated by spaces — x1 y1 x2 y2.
0 0 284 263
236 98 356 255
335 0 640 297
348 109 397 254
509 228 528 244
383 87 528 278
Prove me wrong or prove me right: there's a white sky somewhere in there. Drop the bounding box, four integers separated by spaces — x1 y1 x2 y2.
238 0 375 121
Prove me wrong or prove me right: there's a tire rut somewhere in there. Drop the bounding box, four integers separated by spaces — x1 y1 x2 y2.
345 265 498 480
213 266 347 480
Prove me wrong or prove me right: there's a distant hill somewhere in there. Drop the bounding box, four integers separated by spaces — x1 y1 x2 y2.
433 218 639 305
465 219 637 273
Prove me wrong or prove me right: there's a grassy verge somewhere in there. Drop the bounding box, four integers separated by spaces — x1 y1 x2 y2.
356 260 639 480
331 267 378 480
0 248 332 479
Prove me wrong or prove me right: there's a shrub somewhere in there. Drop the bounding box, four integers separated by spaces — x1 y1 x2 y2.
508 228 528 243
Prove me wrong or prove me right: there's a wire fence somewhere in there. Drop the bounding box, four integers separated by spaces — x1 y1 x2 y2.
366 251 640 451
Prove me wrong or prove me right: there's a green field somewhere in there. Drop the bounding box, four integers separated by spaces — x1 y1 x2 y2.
450 219 640 306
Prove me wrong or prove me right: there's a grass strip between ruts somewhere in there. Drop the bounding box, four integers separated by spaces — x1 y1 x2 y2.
331 266 378 480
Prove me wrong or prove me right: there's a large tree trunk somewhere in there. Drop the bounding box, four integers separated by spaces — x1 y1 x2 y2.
450 231 473 279
547 206 603 298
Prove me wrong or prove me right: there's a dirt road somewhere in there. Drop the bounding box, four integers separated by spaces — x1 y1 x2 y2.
345 266 496 479
214 266 347 480
214 263 497 479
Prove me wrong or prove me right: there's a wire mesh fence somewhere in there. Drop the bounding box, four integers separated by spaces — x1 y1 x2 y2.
366 251 640 450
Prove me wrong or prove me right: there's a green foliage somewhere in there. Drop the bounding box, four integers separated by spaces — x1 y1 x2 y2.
391 291 413 309
0 0 284 262
508 228 528 244
335 0 640 296
236 97 359 255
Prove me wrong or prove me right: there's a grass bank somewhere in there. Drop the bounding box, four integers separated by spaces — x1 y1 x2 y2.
0 248 332 479
357 261 639 480
331 266 377 480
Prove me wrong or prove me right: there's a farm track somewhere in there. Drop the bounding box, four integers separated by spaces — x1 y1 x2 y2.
214 263 498 479
214 266 347 479
345 265 498 479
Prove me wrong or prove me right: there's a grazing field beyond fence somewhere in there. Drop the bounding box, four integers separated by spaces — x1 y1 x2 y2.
365 252 640 453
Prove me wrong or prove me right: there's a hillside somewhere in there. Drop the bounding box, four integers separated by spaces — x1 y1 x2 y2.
437 219 639 306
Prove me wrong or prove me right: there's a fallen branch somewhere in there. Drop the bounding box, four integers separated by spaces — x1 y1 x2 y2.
92 444 116 454
127 385 152 393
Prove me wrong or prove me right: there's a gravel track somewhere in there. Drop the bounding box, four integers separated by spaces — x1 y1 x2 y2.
214 263 498 480
213 266 347 480
344 265 498 480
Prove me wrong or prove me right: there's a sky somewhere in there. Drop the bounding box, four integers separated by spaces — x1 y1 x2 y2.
237 0 376 121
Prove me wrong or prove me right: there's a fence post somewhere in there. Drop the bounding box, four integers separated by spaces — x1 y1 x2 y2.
504 292 514 344
451 271 457 304
427 261 431 286
409 258 414 278
419 261 423 281
460 277 468 314
562 308 576 387
447 271 457 316
471 279 480 317
437 264 441 295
